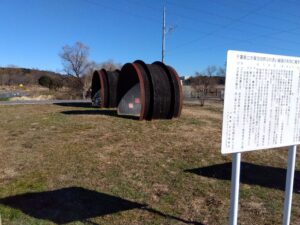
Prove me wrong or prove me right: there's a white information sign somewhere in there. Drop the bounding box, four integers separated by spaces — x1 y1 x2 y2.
222 50 300 154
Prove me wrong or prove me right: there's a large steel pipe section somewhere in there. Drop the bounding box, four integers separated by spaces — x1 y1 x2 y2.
117 60 182 120
91 69 120 108
153 61 183 118
134 60 172 119
105 69 120 108
91 70 106 107
117 63 151 120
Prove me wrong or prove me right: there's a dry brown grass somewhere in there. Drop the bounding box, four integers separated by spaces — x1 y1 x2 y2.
0 101 299 225
1 85 82 100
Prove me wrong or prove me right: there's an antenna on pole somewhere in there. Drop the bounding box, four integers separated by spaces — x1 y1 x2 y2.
162 1 166 63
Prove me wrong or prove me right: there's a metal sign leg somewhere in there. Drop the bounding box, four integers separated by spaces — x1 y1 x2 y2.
283 145 297 225
229 152 241 225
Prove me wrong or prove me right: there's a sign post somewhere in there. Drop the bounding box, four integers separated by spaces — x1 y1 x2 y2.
283 145 297 225
222 50 300 225
229 153 241 225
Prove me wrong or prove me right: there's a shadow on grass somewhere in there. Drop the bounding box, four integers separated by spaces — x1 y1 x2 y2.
0 187 203 225
54 102 93 108
61 110 139 120
186 162 300 194
61 109 117 116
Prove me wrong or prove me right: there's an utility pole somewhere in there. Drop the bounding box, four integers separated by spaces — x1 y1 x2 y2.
162 3 166 63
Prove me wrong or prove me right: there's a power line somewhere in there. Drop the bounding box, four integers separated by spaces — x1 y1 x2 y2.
159 0 300 51
206 0 300 28
238 0 300 18
108 0 300 40
122 0 232 28
81 0 160 23
79 0 300 58
167 0 295 51
167 24 300 57
169 35 300 60
285 0 300 5
113 0 300 56
167 0 300 34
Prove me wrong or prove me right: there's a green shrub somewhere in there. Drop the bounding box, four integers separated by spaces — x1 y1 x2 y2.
49 78 63 90
38 76 63 90
38 76 52 88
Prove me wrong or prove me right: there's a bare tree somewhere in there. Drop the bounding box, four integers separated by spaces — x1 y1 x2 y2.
190 74 205 106
0 74 9 86
204 65 216 90
99 60 122 71
190 65 219 106
217 66 226 77
215 62 226 79
59 42 90 98
60 42 90 77
82 61 98 98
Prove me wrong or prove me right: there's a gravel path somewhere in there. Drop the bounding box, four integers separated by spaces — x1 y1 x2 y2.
0 99 91 106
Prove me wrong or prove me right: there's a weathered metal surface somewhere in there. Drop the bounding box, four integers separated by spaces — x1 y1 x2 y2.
117 60 182 120
117 83 141 117
157 62 183 118
117 63 150 120
167 65 183 117
91 69 120 108
106 70 120 108
134 60 172 119
91 70 104 107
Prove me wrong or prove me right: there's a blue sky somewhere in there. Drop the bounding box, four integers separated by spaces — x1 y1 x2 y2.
1 0 300 76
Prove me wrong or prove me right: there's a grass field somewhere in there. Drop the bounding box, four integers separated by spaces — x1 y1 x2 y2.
0 102 299 225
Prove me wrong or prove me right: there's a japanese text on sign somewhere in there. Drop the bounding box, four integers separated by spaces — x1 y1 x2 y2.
222 50 300 154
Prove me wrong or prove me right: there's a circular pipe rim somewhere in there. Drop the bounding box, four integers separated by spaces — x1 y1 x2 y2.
131 63 146 120
134 60 154 120
167 65 183 117
119 63 146 120
152 61 176 119
99 69 108 108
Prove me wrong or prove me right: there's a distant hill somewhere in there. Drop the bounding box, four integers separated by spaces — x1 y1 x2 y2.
187 75 225 86
0 67 66 86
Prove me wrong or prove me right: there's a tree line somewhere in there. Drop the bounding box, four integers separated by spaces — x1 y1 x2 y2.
187 65 226 106
0 67 63 86
0 41 122 98
59 42 122 98
0 41 226 102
